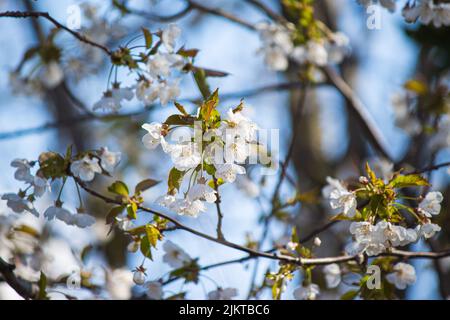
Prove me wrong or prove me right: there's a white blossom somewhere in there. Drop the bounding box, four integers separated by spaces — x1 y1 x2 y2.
99 147 121 173
215 163 246 183
163 141 202 171
162 240 191 269
145 281 163 300
208 287 238 300
148 52 183 78
32 176 50 198
188 183 217 203
142 122 164 149
256 22 293 71
235 176 260 198
325 177 357 218
1 193 38 217
70 155 102 181
323 263 341 288
402 0 450 27
418 191 443 217
391 92 422 135
386 262 416 290
417 222 441 239
293 284 320 300
162 23 181 53
93 86 134 112
11 159 33 183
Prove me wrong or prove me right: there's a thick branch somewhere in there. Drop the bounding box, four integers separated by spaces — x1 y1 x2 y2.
0 258 36 300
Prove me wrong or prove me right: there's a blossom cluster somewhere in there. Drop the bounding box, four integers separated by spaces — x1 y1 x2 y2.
357 0 450 27
141 92 263 218
256 21 350 71
1 147 121 229
93 23 188 112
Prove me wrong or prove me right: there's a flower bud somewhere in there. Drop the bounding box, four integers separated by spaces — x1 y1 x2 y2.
359 176 369 184
313 237 322 247
133 270 146 285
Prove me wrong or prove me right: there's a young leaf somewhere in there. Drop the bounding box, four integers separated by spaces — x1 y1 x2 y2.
341 290 359 300
145 224 162 248
164 114 196 126
38 272 48 300
142 28 153 49
135 179 160 194
193 68 211 99
174 101 189 116
108 181 129 197
388 174 429 189
168 168 185 194
126 202 138 220
140 236 153 260
200 88 219 123
106 205 125 224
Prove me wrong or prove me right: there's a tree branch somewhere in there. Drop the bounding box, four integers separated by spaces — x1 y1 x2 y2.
0 258 37 300
0 11 112 55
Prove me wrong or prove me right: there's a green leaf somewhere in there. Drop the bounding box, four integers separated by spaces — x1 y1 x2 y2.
145 224 162 248
177 47 199 58
142 28 153 49
174 101 189 116
341 290 359 300
106 205 125 224
164 114 196 126
168 168 185 194
388 174 429 189
126 202 138 220
200 88 219 123
135 179 160 194
193 68 211 99
140 235 153 260
38 272 48 300
108 181 129 197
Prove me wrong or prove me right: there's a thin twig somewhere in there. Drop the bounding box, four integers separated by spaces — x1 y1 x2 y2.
213 176 225 240
0 11 112 55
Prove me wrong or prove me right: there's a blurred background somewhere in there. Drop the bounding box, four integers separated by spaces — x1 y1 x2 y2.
0 0 449 300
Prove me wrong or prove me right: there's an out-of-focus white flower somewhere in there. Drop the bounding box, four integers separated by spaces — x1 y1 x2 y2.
116 217 134 231
222 108 258 142
391 92 422 135
386 262 416 289
256 22 293 71
418 191 443 217
235 176 260 198
324 263 341 288
93 86 134 112
402 0 450 27
416 222 441 239
293 284 320 300
326 32 351 64
156 79 181 105
1 193 38 217
162 240 191 269
188 183 217 203
99 147 121 173
215 163 246 183
44 205 95 228
40 62 64 89
162 23 181 53
70 155 102 181
173 198 207 217
11 159 34 183
357 0 397 12
106 268 134 300
127 240 140 253
145 281 163 300
208 287 238 300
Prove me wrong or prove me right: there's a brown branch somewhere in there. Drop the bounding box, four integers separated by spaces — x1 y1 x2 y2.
323 66 393 161
0 11 112 55
407 161 450 175
212 176 225 240
0 258 37 300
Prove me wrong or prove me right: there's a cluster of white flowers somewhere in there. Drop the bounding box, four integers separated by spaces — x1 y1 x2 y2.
256 22 350 71
357 0 450 27
43 205 95 228
70 147 121 182
1 159 49 217
402 0 450 27
143 106 259 217
93 24 186 112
